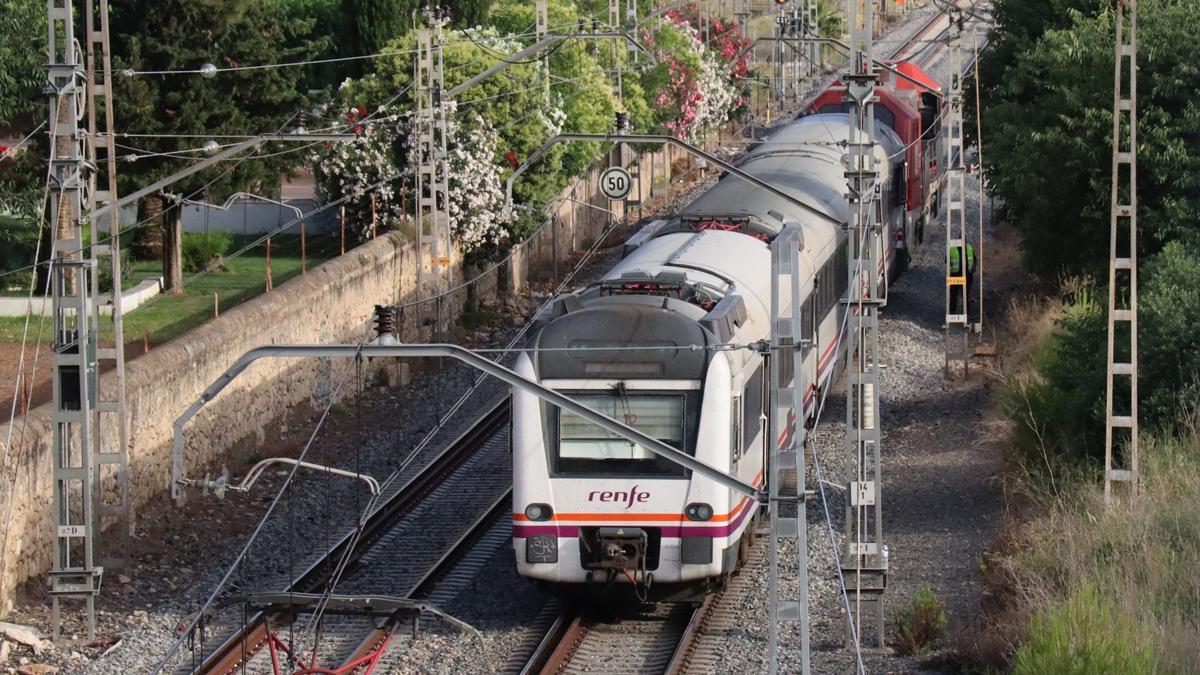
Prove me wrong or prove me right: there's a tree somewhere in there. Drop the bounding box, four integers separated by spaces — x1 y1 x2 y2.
342 0 417 76
109 0 327 292
977 0 1200 278
0 0 44 129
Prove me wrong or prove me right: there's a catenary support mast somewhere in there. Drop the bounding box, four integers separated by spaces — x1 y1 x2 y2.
841 0 887 650
46 0 102 640
943 25 970 376
84 0 132 578
768 225 812 674
415 15 452 318
1104 0 1139 504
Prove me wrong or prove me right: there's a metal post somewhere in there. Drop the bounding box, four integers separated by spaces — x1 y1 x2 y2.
415 18 452 308
609 0 623 102
84 0 131 575
806 0 819 76
47 0 102 639
536 0 549 104
1104 0 1138 504
774 5 786 104
841 0 887 650
943 30 970 377
973 31 985 334
768 225 811 674
626 0 638 66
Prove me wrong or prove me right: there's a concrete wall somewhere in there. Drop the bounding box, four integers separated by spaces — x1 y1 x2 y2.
0 140 688 613
116 198 337 236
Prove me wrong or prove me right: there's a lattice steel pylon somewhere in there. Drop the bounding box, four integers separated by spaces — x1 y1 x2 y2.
46 0 103 641
536 0 549 103
841 0 887 650
84 0 132 577
768 224 811 675
943 33 970 377
804 0 819 78
414 19 452 309
1104 0 1139 504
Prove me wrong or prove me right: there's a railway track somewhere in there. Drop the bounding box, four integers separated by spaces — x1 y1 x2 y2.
187 396 512 674
511 537 768 675
889 0 980 66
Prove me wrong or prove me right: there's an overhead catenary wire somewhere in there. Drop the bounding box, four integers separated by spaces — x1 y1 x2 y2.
0 97 64 605
0 122 48 161
0 83 418 288
148 8 858 668
153 318 376 674
118 26 551 78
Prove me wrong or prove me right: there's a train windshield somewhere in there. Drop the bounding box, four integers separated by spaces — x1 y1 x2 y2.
554 392 691 477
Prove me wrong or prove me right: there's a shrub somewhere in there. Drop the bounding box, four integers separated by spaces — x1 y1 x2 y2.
181 232 232 273
1013 584 1154 675
1005 242 1200 470
0 214 41 287
890 584 947 656
1003 281 1106 467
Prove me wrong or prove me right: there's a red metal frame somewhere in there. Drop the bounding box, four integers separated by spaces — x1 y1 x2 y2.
261 624 393 675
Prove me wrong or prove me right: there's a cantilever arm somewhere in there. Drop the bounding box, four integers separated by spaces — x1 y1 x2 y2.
183 458 381 497
172 344 762 501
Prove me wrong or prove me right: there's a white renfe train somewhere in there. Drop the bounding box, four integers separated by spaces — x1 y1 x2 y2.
511 112 909 598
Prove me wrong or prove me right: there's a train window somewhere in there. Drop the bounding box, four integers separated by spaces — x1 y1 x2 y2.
874 106 895 130
837 244 849 303
742 367 764 455
730 397 742 463
777 344 795 390
553 393 691 476
800 296 814 354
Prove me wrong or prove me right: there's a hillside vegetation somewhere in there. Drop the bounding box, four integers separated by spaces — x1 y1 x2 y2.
974 0 1200 670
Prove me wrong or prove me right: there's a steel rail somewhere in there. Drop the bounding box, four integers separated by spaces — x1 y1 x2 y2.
529 604 700 675
663 596 712 675
888 8 953 61
534 613 588 675
326 491 512 672
517 608 577 675
192 399 510 674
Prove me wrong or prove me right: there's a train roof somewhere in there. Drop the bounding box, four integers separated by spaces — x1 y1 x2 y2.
680 114 902 232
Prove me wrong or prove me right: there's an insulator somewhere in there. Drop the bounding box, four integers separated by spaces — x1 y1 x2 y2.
614 111 629 134
373 304 398 339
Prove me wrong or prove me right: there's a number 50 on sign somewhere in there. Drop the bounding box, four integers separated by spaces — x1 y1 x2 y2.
600 167 633 201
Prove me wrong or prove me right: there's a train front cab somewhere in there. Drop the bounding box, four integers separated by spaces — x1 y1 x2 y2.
806 63 943 250
511 305 764 600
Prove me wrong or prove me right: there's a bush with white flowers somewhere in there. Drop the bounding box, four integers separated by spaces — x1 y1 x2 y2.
310 106 404 241
418 103 514 255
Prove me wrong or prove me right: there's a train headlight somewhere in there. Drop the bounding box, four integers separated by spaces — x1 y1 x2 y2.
685 502 714 522
525 503 553 522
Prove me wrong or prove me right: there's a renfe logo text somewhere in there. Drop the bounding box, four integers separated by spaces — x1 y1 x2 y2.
588 485 650 509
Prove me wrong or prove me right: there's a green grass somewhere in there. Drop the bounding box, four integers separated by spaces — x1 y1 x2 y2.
0 233 342 346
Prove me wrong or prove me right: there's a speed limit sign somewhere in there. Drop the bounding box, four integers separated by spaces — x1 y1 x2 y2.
599 167 633 201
